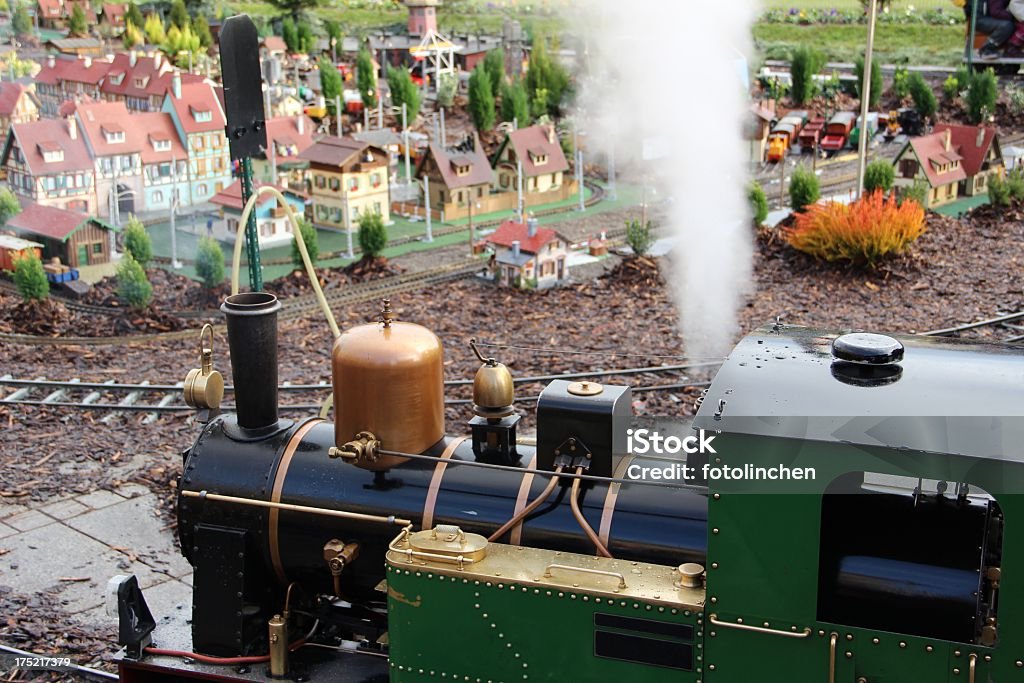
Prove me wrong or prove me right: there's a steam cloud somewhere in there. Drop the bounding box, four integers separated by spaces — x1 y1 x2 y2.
571 0 756 359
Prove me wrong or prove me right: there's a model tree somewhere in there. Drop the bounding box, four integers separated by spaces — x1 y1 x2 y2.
356 47 378 109
144 13 166 46
192 15 212 48
123 20 144 48
625 218 653 257
748 181 769 226
790 46 824 105
468 65 496 132
907 72 937 119
357 212 387 259
863 160 895 195
169 0 188 30
296 21 314 54
0 188 20 227
525 36 568 118
117 253 153 310
125 1 143 29
854 54 882 109
69 4 89 36
12 4 33 37
388 66 421 122
483 48 505 98
13 253 48 302
291 219 320 268
123 216 153 269
436 73 457 108
282 17 297 52
967 69 998 124
195 236 225 289
265 0 320 23
319 55 342 116
789 166 821 212
500 79 530 126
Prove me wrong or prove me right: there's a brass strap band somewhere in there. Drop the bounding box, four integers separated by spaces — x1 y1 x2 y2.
269 418 323 585
421 436 468 531
599 454 635 547
510 453 539 546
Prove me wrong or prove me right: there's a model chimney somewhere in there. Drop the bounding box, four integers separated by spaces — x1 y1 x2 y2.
297 114 304 135
67 114 77 140
943 128 952 152
130 50 137 67
83 56 92 69
977 126 985 148
527 214 538 237
171 70 181 99
47 54 56 69
153 52 161 69
546 125 555 145
512 240 520 258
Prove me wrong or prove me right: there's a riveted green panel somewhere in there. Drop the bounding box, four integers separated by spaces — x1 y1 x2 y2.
386 563 703 682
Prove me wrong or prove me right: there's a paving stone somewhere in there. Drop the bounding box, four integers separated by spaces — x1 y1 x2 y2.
75 490 126 510
0 521 19 539
65 495 192 579
74 579 192 624
0 522 165 614
5 509 55 532
179 572 193 587
114 483 151 499
38 498 90 521
0 503 30 520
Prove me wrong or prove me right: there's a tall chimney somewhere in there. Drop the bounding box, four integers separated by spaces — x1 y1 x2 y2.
297 114 304 135
512 240 520 258
547 125 555 145
171 70 181 99
83 56 92 68
130 50 137 67
153 51 161 69
943 128 951 152
67 114 77 140
47 54 56 69
527 214 538 237
977 126 985 148
221 292 283 431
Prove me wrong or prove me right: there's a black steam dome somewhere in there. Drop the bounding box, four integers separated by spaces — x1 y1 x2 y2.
831 333 905 365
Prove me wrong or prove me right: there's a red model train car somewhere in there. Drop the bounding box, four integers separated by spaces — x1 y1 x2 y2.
820 111 857 152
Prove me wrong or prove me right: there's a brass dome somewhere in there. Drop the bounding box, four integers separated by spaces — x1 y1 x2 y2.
473 362 514 416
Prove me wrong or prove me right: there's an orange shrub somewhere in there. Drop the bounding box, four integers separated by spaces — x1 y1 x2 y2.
783 191 926 266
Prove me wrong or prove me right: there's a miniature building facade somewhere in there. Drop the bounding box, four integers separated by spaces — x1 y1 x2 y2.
0 84 40 147
6 201 118 280
208 180 308 249
486 216 569 289
932 123 1004 198
299 136 391 232
161 79 232 204
415 135 492 221
892 128 967 208
2 117 98 214
492 124 569 197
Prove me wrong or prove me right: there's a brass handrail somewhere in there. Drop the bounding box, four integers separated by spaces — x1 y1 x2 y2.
829 632 838 683
969 653 977 683
707 614 813 639
542 564 627 589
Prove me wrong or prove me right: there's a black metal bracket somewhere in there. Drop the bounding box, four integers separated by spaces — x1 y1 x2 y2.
113 574 156 659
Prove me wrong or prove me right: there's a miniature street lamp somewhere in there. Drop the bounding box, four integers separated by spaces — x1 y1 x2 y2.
467 199 481 255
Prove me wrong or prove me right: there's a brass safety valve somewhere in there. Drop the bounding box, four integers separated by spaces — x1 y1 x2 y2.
183 324 224 420
323 539 360 596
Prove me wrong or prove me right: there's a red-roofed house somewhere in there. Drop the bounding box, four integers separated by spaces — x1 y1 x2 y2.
73 101 144 219
37 0 97 29
1 116 97 214
255 115 316 188
932 123 1004 198
485 214 569 289
893 128 969 208
492 124 572 202
0 83 41 145
101 52 173 112
162 78 231 203
298 135 390 232
35 54 113 117
136 112 188 214
207 180 307 248
415 134 492 221
260 36 288 59
5 200 118 278
100 3 128 34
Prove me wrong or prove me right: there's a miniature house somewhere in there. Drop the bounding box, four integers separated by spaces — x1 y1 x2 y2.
486 215 569 290
932 123 1004 198
208 180 308 249
892 128 966 208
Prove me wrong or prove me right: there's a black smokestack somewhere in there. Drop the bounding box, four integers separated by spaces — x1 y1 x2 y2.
221 292 281 430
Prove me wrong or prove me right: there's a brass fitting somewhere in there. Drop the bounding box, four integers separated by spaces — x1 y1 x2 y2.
323 539 360 596
329 431 381 465
469 339 515 419
267 613 288 678
183 324 224 419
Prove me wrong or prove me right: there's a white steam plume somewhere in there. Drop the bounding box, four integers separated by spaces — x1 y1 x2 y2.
571 0 756 359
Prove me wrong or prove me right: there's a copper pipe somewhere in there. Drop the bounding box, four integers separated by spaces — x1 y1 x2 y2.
570 467 613 558
488 466 563 542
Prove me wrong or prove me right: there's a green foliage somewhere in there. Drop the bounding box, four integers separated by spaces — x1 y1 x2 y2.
625 218 653 257
291 219 319 268
900 178 929 207
318 55 342 113
1007 167 1024 200
192 14 212 48
1009 87 1024 115
169 0 188 29
164 24 201 67
12 5 33 36
296 21 314 53
116 253 153 310
387 66 421 122
123 20 144 48
265 0 320 21
943 75 960 102
144 13 166 45
748 182 769 226
483 48 505 98
357 211 387 258
282 17 297 52
324 19 342 45
195 236 225 289
819 70 843 103
468 64 496 131
0 187 20 227
436 72 457 108
907 71 937 118
125 1 143 29
123 216 152 268
525 36 569 118
790 45 824 105
891 66 910 99
69 4 88 36
500 78 530 127
864 159 895 194
954 64 973 93
854 54 881 109
789 165 820 212
13 253 48 302
356 47 377 109
988 173 1011 207
967 68 998 124
0 0 9 12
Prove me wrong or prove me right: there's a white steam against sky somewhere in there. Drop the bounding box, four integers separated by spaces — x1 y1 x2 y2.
571 0 757 359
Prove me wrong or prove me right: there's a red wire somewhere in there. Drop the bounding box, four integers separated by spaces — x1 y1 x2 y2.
143 639 308 666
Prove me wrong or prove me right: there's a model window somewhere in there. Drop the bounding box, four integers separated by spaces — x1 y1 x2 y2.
92 243 102 254
330 177 341 191
818 471 1002 646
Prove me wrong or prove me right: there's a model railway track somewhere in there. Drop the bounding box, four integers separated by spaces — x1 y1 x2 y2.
918 309 1024 343
151 180 607 268
0 362 718 421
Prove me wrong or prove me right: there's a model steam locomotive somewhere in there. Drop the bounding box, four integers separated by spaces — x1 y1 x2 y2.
107 286 1024 683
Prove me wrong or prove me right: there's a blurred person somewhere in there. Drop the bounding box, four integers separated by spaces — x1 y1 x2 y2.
960 0 1017 58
